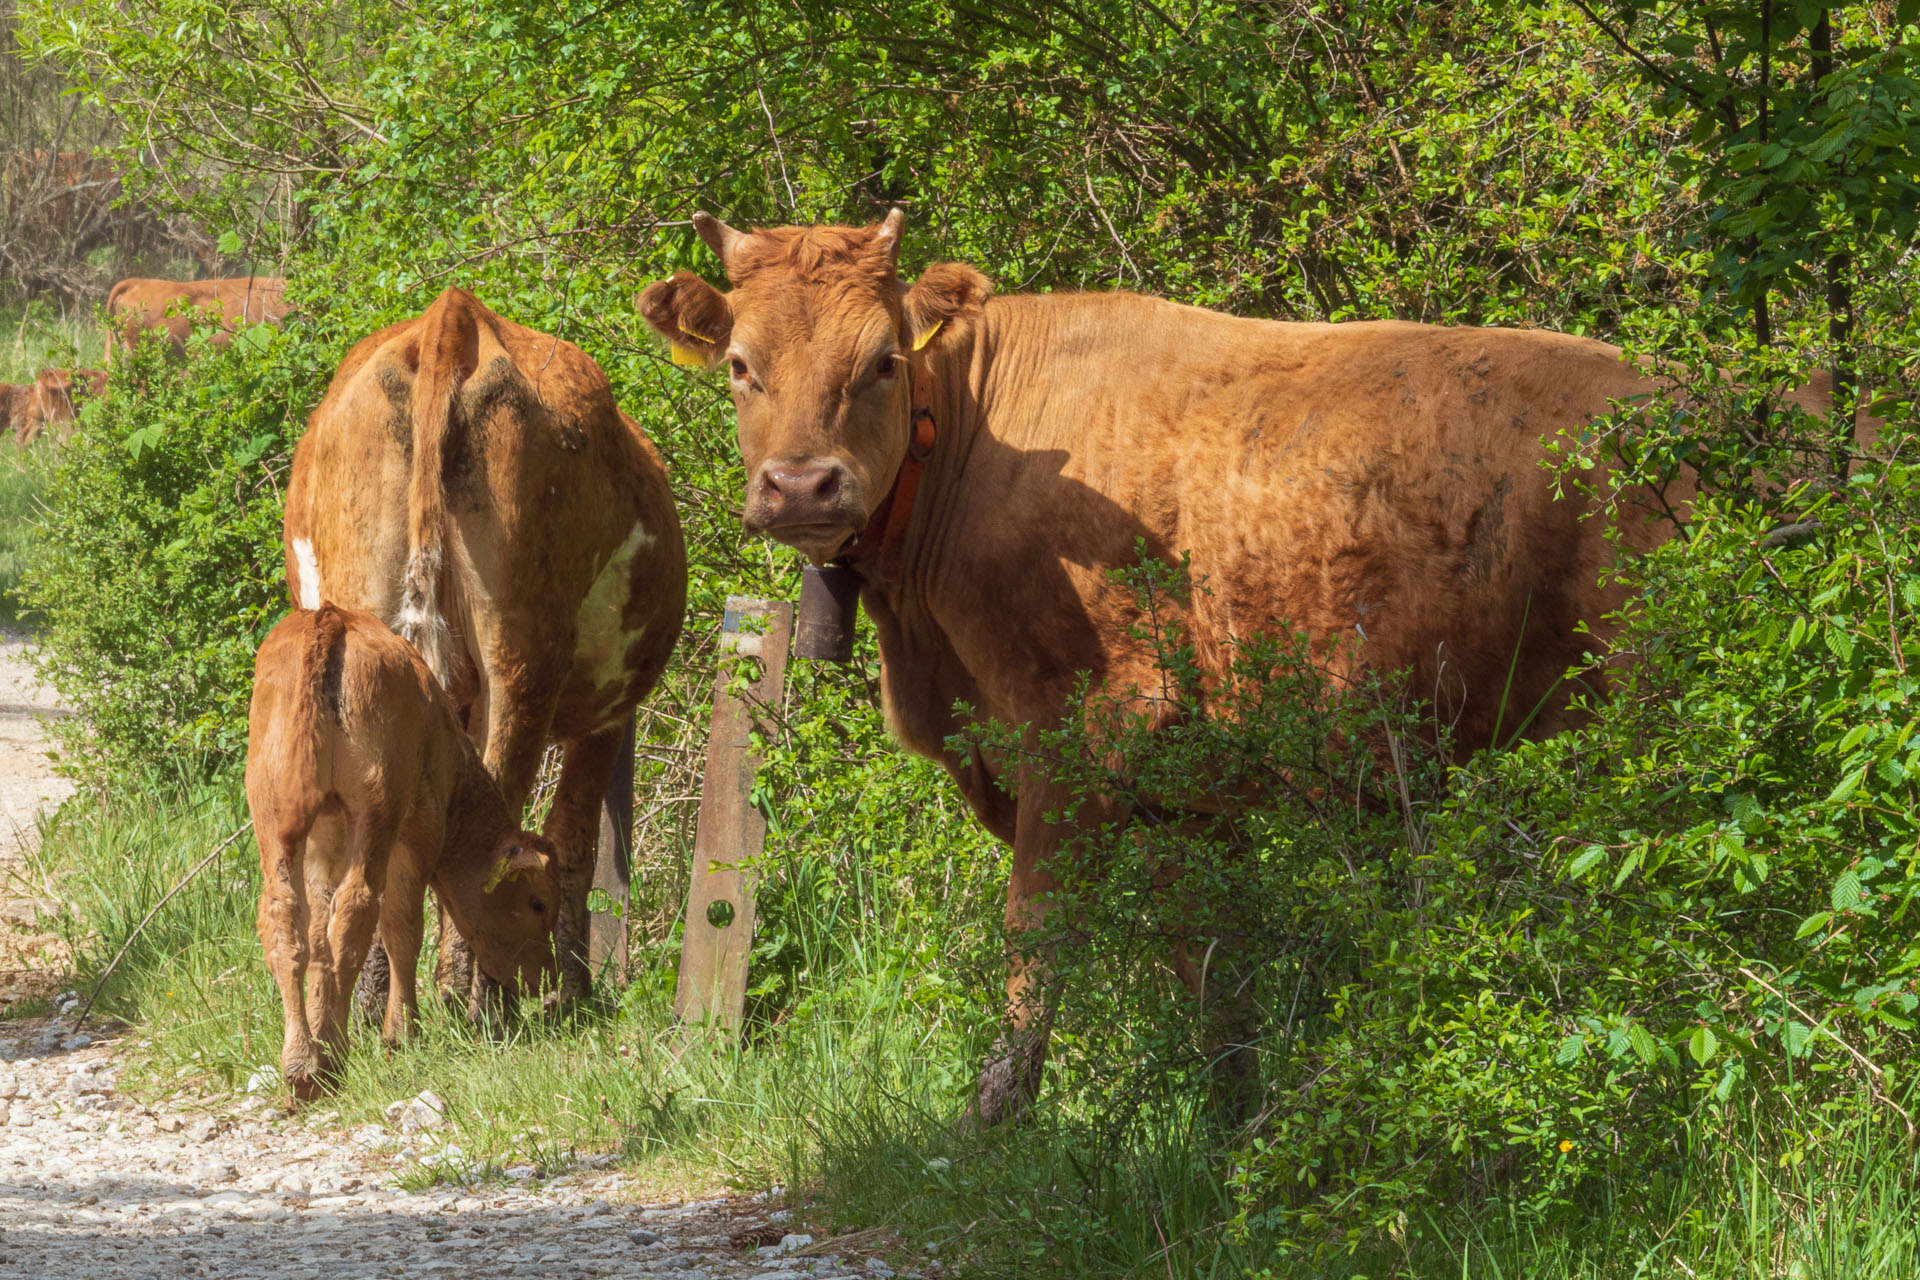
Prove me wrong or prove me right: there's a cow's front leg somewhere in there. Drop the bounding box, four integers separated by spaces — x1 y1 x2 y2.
541 726 624 1003
972 774 1119 1126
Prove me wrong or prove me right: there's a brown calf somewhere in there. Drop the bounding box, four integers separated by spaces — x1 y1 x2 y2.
13 367 108 447
245 605 559 1103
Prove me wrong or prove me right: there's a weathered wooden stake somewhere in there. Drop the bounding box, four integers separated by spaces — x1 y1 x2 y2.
674 597 794 1033
588 713 638 985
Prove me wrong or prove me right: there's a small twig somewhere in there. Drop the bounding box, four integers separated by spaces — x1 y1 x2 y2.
73 820 254 1030
1756 519 1823 547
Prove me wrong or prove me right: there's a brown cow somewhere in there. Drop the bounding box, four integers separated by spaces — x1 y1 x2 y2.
245 605 560 1104
13 367 108 447
105 275 289 358
637 209 1857 1123
284 287 686 1002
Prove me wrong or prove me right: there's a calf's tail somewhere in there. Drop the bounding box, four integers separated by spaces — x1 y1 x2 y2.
290 603 349 800
398 286 481 686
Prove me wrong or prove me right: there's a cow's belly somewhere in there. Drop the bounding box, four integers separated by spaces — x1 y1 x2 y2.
550 522 658 736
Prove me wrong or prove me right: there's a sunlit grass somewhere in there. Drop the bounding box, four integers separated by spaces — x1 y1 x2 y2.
35 779 1919 1279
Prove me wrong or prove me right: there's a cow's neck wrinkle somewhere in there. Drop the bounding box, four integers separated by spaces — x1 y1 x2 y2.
861 294 1103 738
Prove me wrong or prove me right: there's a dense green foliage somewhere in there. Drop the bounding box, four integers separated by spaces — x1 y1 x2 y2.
23 326 330 778
9 0 1920 1273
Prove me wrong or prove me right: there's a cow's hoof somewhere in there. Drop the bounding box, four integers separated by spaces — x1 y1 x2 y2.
968 1044 1041 1129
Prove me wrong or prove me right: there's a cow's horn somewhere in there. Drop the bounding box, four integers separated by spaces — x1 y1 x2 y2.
692 212 747 265
874 207 907 264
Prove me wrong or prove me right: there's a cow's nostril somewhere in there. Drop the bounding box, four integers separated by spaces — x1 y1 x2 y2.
763 463 842 508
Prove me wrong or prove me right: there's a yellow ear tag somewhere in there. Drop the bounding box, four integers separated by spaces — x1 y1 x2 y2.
482 856 516 894
671 343 707 368
912 319 944 352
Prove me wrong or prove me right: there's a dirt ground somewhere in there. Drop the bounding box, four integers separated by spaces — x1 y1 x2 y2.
0 638 906 1280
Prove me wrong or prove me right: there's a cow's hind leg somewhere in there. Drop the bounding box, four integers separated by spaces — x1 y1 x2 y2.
437 656 561 1013
255 819 319 1105
1171 937 1261 1123
542 726 624 1003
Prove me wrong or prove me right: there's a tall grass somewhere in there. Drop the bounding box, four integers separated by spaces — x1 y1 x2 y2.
36 780 1920 1278
0 447 50 628
0 299 108 383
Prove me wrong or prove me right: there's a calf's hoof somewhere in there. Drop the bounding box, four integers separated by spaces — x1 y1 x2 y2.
285 1070 328 1107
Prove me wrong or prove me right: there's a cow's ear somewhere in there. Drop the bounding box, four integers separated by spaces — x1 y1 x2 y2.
637 271 733 370
904 262 992 352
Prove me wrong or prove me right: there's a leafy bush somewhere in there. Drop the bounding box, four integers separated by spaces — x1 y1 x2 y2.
966 400 1920 1263
23 324 332 784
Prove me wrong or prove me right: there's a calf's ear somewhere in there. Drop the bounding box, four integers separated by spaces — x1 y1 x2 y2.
638 271 732 370
903 262 993 353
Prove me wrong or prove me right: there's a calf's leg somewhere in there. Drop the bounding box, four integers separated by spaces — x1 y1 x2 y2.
306 811 396 1084
378 843 431 1049
255 822 320 1104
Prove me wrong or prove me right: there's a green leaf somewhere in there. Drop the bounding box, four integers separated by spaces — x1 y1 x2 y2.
1554 1034 1586 1066
1794 910 1833 939
1628 1024 1657 1065
1826 766 1867 804
1688 1027 1718 1066
1568 845 1606 878
1832 870 1863 911
216 229 243 254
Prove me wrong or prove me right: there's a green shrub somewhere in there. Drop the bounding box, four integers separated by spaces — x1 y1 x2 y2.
23 324 333 784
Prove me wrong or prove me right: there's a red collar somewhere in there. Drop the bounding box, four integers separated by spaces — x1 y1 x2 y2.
834 360 935 583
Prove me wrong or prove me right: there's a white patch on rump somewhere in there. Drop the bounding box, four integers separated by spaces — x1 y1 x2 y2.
292 537 322 610
572 523 654 712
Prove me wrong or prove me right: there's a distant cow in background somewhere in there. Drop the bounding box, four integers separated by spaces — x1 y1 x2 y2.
106 275 289 357
246 605 560 1104
13 367 107 447
284 286 687 1002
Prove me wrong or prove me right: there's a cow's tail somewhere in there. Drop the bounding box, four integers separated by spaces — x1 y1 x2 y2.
104 278 137 314
290 603 349 804
398 286 480 687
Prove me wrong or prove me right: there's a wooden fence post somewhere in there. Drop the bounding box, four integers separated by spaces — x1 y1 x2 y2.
673 597 794 1033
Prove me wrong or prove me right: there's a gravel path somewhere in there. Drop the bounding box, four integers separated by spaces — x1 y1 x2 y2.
0 642 911 1280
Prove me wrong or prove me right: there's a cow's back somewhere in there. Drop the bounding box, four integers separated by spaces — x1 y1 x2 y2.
936 297 1684 751
283 300 684 740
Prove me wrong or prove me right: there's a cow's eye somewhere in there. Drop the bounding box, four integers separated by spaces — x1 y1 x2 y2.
729 357 749 380
866 354 902 387
529 898 547 914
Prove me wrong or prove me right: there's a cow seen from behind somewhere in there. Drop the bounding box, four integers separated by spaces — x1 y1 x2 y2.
284 286 686 1002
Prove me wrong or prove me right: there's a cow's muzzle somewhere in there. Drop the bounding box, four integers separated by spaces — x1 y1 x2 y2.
745 458 866 552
